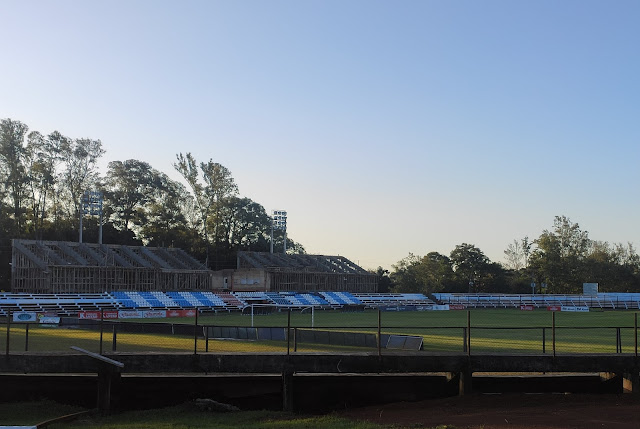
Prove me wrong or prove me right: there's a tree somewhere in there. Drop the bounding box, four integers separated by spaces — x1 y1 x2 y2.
390 252 455 294
218 197 271 250
390 253 423 293
59 137 105 222
450 243 490 293
529 216 591 293
174 153 238 268
102 160 158 232
414 252 455 293
0 118 29 233
372 267 392 293
24 131 64 239
504 239 525 270
139 173 202 254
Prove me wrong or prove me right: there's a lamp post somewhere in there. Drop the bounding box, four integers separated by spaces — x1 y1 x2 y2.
79 191 104 244
270 210 287 253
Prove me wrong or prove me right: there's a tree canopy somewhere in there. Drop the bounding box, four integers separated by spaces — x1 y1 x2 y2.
0 118 304 288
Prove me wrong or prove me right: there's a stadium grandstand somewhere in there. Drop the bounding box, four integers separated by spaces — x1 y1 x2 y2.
235 251 378 293
8 240 640 318
0 291 438 316
434 293 640 310
11 239 212 294
5 290 640 317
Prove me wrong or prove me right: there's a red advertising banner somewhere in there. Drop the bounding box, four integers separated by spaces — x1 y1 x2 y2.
547 306 561 312
449 304 465 310
79 311 119 319
520 305 534 311
167 309 197 318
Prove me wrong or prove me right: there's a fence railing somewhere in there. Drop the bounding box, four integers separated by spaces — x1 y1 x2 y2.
2 309 638 357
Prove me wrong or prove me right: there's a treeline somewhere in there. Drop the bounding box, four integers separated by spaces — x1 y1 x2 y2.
0 118 303 289
380 216 640 295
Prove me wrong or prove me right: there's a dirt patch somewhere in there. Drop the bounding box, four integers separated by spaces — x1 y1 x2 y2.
338 393 640 428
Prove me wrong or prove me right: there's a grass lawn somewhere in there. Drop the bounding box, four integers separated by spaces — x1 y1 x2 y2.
1 309 638 354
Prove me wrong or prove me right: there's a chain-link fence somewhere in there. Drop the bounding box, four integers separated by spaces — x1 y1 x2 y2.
2 309 638 356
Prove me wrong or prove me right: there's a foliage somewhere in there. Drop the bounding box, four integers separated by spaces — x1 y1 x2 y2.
390 216 640 294
0 118 307 288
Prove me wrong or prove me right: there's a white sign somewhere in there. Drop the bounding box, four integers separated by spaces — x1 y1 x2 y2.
12 312 37 322
39 316 61 325
430 305 450 311
561 306 590 312
118 310 144 319
142 310 167 319
118 310 167 319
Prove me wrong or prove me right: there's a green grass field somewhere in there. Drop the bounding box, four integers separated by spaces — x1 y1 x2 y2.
1 308 638 355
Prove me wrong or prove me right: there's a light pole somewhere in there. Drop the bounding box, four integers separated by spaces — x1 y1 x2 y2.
270 210 287 253
79 191 104 244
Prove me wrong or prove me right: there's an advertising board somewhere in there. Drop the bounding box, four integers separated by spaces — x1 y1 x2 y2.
167 309 197 318
12 312 37 322
561 306 589 312
79 311 119 319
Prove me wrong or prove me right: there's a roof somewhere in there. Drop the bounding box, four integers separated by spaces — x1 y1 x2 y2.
237 251 371 275
12 239 208 271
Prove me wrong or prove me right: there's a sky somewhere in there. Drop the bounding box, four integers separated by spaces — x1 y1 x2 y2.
2 0 639 270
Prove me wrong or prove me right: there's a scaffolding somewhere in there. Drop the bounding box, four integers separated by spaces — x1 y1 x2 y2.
11 239 213 294
236 251 377 293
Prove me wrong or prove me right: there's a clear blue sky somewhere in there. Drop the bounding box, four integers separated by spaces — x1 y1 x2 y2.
2 1 639 270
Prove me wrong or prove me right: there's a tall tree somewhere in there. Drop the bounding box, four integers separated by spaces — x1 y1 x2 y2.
218 196 271 250
450 243 490 293
24 131 64 238
102 159 158 232
529 216 591 293
59 137 105 222
174 153 238 268
0 118 29 233
140 173 200 252
504 239 525 270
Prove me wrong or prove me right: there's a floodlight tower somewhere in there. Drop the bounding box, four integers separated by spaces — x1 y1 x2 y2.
270 210 287 254
79 191 104 244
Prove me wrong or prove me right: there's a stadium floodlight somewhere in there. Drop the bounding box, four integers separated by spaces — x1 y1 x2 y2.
79 191 104 244
270 209 287 254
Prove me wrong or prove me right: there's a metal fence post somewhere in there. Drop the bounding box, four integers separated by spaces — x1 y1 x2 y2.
25 323 29 352
293 327 298 352
205 325 209 353
552 311 556 357
462 328 467 353
377 309 382 357
287 309 291 355
99 309 104 355
635 313 638 358
466 310 471 356
542 327 546 354
112 324 117 352
194 308 199 355
5 311 10 356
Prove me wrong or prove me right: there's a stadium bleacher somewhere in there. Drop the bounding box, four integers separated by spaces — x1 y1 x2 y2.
4 291 640 317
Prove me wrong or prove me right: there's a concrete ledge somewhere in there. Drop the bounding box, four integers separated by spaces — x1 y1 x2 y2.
1 353 638 377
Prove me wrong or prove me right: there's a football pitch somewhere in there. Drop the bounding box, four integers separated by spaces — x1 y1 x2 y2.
2 309 639 355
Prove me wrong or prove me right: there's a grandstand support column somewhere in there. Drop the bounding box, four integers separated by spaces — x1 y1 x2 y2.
282 368 294 412
623 372 640 394
97 362 121 415
446 367 473 396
